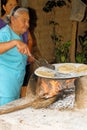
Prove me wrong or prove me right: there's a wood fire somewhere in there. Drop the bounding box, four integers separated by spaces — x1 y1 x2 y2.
36 77 75 99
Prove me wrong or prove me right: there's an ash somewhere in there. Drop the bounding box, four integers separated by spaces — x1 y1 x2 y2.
48 87 75 110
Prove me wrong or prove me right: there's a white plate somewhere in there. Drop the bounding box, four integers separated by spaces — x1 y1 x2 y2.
34 63 87 79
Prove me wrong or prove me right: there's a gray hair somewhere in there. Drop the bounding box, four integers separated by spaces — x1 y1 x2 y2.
4 6 29 24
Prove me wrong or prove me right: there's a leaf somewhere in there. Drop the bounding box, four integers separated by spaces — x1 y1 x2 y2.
61 55 66 62
83 40 87 46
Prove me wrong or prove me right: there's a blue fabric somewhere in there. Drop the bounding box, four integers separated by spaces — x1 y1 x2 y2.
0 97 19 106
0 25 28 101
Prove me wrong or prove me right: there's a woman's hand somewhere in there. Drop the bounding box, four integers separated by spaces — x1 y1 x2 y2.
0 40 29 54
28 55 35 63
15 40 35 62
15 40 30 56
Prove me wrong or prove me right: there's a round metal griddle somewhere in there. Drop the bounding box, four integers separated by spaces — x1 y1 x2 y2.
34 63 87 79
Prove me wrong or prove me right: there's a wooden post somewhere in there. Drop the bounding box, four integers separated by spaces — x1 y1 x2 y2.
69 21 78 63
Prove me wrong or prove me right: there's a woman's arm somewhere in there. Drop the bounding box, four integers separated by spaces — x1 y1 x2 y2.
0 40 31 56
0 40 16 54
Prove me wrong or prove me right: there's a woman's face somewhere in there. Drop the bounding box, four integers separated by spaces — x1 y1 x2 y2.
3 0 18 15
11 11 30 35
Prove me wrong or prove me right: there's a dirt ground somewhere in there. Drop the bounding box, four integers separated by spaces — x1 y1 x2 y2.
0 94 87 130
0 107 87 130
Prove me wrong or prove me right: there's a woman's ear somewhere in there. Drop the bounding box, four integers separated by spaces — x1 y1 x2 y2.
3 5 6 12
10 16 15 24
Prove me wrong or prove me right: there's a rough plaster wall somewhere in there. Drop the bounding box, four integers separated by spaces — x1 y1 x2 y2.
55 6 72 43
20 0 54 62
77 21 87 51
27 0 55 62
20 0 87 63
20 0 29 7
23 0 72 63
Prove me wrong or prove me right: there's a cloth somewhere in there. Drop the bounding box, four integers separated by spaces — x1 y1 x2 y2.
0 25 28 105
0 97 18 106
70 0 86 21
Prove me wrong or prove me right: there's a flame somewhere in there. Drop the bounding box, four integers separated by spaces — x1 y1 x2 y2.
49 80 61 96
37 78 75 98
40 79 62 98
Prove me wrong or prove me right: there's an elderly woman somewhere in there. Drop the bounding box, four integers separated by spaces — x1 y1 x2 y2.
0 6 33 106
1 0 34 87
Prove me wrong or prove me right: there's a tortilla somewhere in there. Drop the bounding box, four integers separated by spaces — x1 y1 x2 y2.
57 64 87 73
36 70 55 77
77 65 87 73
57 64 77 73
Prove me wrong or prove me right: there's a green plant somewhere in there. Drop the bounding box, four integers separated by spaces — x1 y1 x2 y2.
55 38 71 63
76 31 87 63
49 21 71 62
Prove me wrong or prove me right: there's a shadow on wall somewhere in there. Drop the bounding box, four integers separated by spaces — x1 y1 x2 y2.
27 7 37 46
27 7 42 74
81 0 87 5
